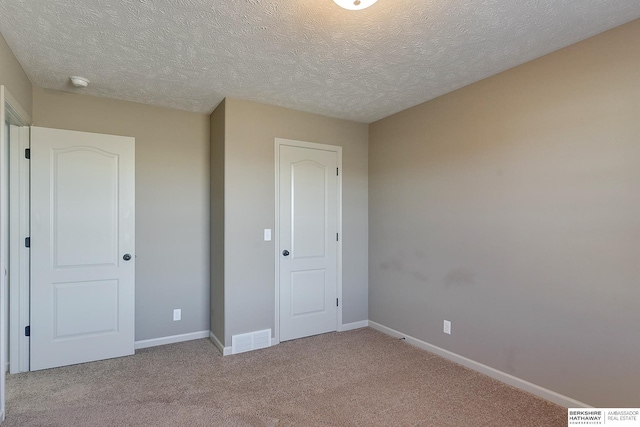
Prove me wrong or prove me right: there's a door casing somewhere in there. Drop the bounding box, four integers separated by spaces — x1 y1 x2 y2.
0 85 32 423
8 124 29 374
273 138 343 345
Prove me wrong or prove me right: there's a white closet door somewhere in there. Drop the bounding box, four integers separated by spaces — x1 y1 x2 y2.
279 144 338 341
30 126 135 371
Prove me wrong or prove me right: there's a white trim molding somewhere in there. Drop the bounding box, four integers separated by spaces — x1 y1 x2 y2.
339 320 369 332
368 321 590 409
134 330 210 350
209 331 278 357
1 85 32 419
9 125 30 374
209 331 232 356
3 89 31 125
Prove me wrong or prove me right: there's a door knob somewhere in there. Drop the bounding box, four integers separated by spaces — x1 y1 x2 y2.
123 254 132 261
282 250 290 256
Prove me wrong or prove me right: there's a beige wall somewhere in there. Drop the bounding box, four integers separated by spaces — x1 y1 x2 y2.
33 87 210 341
0 31 32 116
210 100 225 342
369 20 640 407
223 98 368 345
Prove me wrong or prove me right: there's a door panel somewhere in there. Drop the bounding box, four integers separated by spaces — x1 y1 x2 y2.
291 269 327 316
279 144 338 341
53 279 118 338
53 148 118 268
30 126 135 371
292 161 327 259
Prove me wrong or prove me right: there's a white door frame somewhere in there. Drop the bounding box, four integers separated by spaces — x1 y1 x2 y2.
8 124 29 374
273 138 343 345
0 86 32 422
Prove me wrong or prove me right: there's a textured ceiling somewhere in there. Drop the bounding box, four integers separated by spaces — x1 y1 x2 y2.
1 0 639 123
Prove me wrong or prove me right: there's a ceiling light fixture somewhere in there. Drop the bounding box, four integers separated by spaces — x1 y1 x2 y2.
70 76 89 88
333 0 378 11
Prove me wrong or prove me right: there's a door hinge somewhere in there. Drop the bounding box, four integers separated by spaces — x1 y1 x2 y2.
336 233 339 241
25 148 30 159
336 168 339 176
25 237 30 248
25 326 30 337
336 298 339 307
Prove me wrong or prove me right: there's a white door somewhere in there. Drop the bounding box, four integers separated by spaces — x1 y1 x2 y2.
278 141 340 342
30 127 135 371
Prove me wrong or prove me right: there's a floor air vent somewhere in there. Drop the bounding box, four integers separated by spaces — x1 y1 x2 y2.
231 329 271 355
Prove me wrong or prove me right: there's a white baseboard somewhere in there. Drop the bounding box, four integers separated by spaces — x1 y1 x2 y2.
339 320 369 332
134 330 210 350
209 331 232 356
209 331 277 356
208 322 368 355
368 320 590 408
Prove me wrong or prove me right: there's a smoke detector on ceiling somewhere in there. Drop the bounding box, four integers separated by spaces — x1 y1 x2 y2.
333 0 378 10
70 76 89 88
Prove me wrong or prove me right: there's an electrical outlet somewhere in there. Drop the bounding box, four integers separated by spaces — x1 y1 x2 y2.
443 320 451 335
173 309 181 321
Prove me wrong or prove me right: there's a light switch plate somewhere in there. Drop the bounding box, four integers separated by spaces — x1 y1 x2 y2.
264 229 272 241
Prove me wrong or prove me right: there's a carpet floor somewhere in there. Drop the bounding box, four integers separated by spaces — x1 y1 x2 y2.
5 328 566 426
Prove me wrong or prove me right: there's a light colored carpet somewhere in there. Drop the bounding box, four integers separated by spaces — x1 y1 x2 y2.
5 328 566 426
